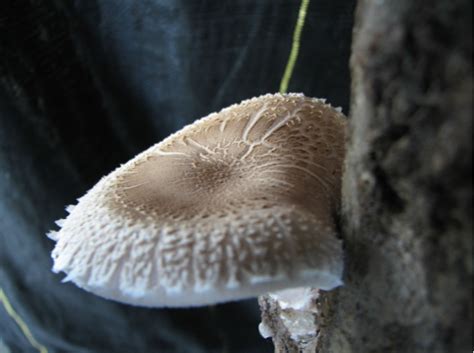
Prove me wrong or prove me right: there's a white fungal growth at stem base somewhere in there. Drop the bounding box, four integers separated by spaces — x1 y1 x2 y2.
48 93 347 308
260 287 322 352
269 287 315 311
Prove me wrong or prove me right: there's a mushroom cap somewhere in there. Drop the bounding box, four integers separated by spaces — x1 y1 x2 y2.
50 93 347 307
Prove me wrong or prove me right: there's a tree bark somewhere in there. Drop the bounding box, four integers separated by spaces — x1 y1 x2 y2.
318 0 472 352
260 0 472 352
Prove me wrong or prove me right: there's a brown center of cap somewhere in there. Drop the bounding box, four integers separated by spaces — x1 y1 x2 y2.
111 96 345 225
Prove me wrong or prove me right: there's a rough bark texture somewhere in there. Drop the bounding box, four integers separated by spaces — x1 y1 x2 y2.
318 0 472 352
260 0 472 352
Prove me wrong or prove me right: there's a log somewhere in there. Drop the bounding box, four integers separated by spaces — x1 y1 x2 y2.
260 0 472 351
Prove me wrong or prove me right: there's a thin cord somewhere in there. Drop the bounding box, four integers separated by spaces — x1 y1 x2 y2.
0 287 48 353
279 0 310 93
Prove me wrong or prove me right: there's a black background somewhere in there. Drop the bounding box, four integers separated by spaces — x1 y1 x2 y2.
0 1 355 352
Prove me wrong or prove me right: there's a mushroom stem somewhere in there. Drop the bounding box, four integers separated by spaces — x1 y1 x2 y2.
259 287 322 353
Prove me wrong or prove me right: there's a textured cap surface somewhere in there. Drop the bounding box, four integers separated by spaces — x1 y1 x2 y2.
50 93 347 307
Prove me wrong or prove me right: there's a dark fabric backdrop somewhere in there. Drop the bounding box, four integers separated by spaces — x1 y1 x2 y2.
0 1 355 352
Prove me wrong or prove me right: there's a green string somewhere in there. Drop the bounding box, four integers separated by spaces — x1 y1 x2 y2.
279 0 310 94
0 288 48 353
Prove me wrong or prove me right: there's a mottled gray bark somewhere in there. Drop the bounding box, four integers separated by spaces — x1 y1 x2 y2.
260 0 472 352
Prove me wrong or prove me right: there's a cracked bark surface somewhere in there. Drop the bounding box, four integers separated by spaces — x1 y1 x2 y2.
260 0 472 352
